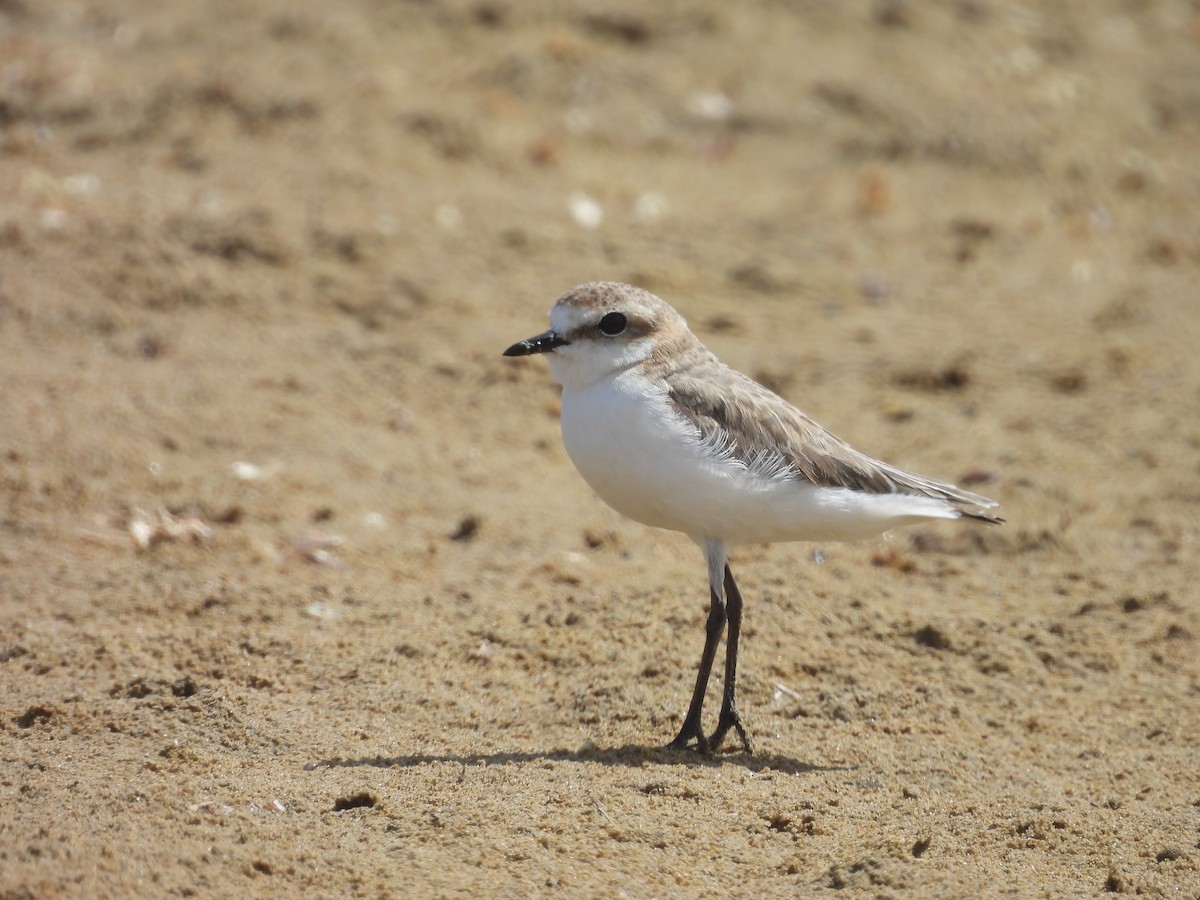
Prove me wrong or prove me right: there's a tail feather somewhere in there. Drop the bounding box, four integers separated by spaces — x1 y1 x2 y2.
956 505 1005 525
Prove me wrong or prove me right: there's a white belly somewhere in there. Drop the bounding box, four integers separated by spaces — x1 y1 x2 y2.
559 372 959 546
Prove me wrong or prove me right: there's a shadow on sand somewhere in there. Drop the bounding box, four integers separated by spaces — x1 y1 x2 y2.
305 743 850 774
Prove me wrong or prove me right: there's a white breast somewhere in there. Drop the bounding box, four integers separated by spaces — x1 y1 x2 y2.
559 370 962 546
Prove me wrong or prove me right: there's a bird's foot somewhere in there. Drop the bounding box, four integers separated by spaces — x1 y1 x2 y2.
708 704 754 755
667 709 753 755
667 717 709 754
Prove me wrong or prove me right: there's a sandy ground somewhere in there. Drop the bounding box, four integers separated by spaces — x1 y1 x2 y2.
3 1 1200 896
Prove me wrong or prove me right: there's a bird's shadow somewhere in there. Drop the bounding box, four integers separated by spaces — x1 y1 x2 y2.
305 743 849 774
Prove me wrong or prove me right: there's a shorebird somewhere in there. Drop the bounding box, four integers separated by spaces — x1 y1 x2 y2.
504 282 1001 753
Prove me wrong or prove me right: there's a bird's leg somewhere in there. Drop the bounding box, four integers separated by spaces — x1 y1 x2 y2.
668 540 729 752
708 565 753 754
667 581 725 752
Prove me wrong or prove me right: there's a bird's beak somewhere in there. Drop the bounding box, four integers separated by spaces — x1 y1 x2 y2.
503 329 569 357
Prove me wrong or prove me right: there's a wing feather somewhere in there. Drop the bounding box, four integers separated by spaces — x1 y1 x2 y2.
664 357 1002 523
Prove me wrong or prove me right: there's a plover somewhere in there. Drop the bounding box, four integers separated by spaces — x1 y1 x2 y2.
504 282 1001 754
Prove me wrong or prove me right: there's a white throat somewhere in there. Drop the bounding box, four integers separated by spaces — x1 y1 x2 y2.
544 305 656 390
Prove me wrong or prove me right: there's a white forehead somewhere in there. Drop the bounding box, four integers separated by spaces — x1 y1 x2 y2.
545 281 683 336
548 301 591 334
540 283 682 389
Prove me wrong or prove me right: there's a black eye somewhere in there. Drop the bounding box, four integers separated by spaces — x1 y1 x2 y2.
598 312 627 336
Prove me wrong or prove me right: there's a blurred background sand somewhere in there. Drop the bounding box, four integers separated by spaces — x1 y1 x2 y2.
2 1 1199 894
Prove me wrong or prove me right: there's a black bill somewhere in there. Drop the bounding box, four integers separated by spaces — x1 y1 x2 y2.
503 329 569 357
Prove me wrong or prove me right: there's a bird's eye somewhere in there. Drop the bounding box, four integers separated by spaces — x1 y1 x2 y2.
598 312 627 336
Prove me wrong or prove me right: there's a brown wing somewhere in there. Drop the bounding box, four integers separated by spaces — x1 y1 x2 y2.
665 360 1002 523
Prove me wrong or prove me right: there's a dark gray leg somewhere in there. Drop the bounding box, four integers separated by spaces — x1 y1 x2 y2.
667 581 726 752
708 565 753 753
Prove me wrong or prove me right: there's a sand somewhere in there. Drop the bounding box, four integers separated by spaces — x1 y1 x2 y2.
2 1 1199 895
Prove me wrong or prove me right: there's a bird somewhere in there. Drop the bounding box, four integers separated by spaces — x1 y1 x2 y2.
504 281 1001 754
